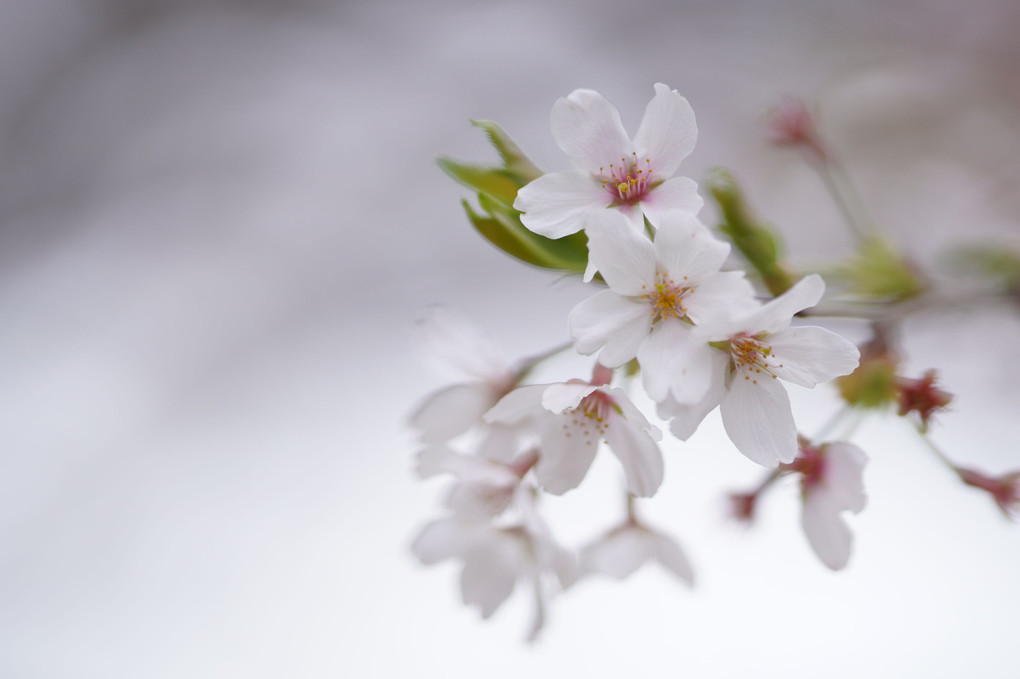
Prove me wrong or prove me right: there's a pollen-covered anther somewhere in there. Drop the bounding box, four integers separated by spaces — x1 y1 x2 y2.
730 335 783 382
599 152 653 204
640 271 691 322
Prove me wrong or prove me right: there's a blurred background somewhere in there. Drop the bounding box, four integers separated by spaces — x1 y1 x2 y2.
1 0 1018 676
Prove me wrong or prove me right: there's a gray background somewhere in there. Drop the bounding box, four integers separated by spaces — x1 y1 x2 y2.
1 0 1019 676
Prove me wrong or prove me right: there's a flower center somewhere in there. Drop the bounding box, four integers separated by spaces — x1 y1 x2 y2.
600 152 654 204
729 334 783 384
562 390 616 446
640 271 691 322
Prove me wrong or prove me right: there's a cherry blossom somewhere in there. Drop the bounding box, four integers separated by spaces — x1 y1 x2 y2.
514 83 702 239
793 442 868 570
569 209 756 404
662 275 860 466
410 307 518 445
411 496 575 640
580 517 694 585
416 445 537 519
485 380 664 497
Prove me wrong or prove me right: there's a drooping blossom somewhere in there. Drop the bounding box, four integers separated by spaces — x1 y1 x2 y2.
956 467 1020 519
416 445 538 519
410 493 575 640
792 441 868 570
580 517 694 585
410 307 519 445
514 83 702 239
661 274 860 466
485 378 664 497
569 209 757 404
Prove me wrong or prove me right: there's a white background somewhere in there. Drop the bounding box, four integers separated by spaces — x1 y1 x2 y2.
1 0 1019 676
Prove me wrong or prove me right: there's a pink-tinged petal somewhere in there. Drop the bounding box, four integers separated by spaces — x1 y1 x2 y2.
604 411 664 497
417 306 510 381
580 527 655 579
515 170 611 239
638 319 714 404
658 349 729 440
801 493 853 570
484 384 547 426
720 371 798 466
604 387 661 442
649 531 695 585
640 177 704 227
633 83 698 178
768 326 861 388
569 291 651 367
822 442 868 513
541 382 599 414
585 211 657 295
447 481 516 519
411 383 497 443
416 444 468 479
683 271 759 326
475 423 520 463
551 88 633 174
461 534 525 617
534 415 599 495
411 517 482 565
652 211 727 281
749 273 826 334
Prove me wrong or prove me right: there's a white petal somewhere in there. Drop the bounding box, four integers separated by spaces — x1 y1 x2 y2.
720 371 798 466
472 424 518 463
410 517 481 565
658 349 729 440
768 326 861 388
534 415 599 495
652 211 728 282
749 273 826 335
683 271 759 326
569 290 651 366
585 211 657 296
604 411 664 497
640 177 704 227
447 482 516 519
514 170 611 239
551 88 633 174
410 383 496 443
802 492 854 570
461 533 525 617
649 531 695 585
603 387 661 442
580 527 655 579
633 83 698 178
638 319 714 404
484 384 546 425
821 442 868 513
416 306 510 381
541 382 599 414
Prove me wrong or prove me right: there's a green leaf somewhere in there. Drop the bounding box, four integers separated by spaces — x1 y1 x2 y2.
469 120 542 183
706 168 794 296
467 193 588 272
837 234 924 300
437 158 522 207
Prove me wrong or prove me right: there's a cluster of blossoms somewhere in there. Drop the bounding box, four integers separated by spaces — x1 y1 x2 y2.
411 84 1019 638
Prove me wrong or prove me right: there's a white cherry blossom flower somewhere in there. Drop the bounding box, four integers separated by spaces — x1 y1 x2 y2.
580 518 694 585
662 275 860 466
416 445 538 519
514 83 702 239
411 498 575 640
485 380 664 497
569 210 757 404
410 307 518 445
795 442 868 570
